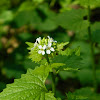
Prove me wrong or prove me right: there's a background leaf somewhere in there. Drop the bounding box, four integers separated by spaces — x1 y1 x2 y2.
57 9 89 32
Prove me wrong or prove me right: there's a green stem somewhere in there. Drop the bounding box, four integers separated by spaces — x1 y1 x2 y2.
87 6 97 92
50 72 56 94
46 54 56 95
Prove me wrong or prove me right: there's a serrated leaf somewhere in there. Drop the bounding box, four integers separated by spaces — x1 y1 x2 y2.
57 42 69 51
28 47 42 63
59 48 73 56
26 42 34 50
77 0 100 6
26 42 42 63
45 92 57 100
74 46 80 56
57 9 89 32
59 46 80 56
51 63 65 69
53 54 82 71
0 65 57 100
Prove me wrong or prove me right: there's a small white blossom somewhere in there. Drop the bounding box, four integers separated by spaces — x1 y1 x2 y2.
36 37 41 44
47 36 57 43
31 36 57 55
38 45 46 55
31 37 41 50
46 42 55 54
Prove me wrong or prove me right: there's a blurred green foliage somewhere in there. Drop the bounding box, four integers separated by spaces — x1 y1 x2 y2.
0 0 100 99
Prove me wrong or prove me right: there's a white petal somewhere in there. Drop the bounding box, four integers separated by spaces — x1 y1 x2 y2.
48 43 52 47
38 50 42 54
38 45 42 49
36 37 41 43
50 47 55 51
47 36 50 39
43 45 46 50
46 50 51 54
42 51 45 55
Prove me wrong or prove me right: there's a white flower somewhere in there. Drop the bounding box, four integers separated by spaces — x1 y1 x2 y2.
31 37 41 50
47 36 57 43
46 43 55 54
38 45 46 55
36 37 41 44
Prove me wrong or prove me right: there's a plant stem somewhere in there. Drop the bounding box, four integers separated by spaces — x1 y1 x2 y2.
46 54 56 95
87 6 97 92
50 72 56 94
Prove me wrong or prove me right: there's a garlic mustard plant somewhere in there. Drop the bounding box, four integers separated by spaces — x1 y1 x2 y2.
31 36 57 55
0 35 81 100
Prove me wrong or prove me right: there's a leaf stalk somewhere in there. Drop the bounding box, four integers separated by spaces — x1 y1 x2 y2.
46 54 56 95
87 6 97 92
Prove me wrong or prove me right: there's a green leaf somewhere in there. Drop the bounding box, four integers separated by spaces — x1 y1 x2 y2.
29 47 42 63
59 48 73 56
51 63 65 69
74 46 80 56
45 92 57 100
26 41 42 63
67 87 100 100
0 65 56 100
57 9 89 32
53 54 82 71
59 46 80 56
77 0 100 6
70 41 92 68
57 42 69 51
26 42 34 50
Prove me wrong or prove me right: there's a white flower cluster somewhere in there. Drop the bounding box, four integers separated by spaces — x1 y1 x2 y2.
31 36 57 55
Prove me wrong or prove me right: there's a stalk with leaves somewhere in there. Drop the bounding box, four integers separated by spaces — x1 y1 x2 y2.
0 36 81 100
